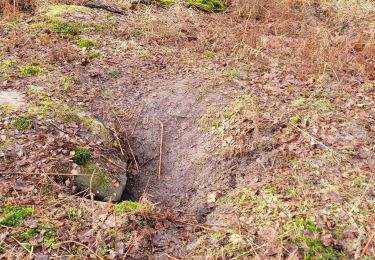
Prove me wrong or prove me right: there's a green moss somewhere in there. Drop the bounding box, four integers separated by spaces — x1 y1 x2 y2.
0 206 33 227
50 20 80 35
43 228 58 248
16 228 38 241
76 39 98 49
204 50 216 58
115 200 138 214
45 5 89 18
290 116 301 125
58 75 75 92
19 65 44 77
0 139 12 150
13 117 33 130
224 68 239 79
80 163 112 191
0 59 16 70
158 0 175 5
73 147 92 165
291 93 335 112
188 0 225 12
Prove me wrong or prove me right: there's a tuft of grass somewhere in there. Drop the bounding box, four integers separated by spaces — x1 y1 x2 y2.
16 228 38 241
290 116 301 125
158 0 175 5
43 227 58 248
13 117 33 130
115 200 139 214
72 147 92 165
224 68 239 79
19 65 44 76
49 20 80 35
0 59 16 70
88 52 100 59
291 94 335 112
188 0 225 12
58 75 75 92
0 205 33 227
204 50 216 58
76 39 98 49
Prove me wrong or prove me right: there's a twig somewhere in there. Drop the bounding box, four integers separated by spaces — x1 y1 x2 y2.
11 237 35 257
158 120 164 181
97 75 104 90
54 240 104 260
49 121 70 134
130 103 144 137
139 176 152 202
350 184 371 213
290 123 337 157
113 126 125 157
165 253 179 260
122 239 135 260
360 232 374 258
112 110 140 173
89 169 95 208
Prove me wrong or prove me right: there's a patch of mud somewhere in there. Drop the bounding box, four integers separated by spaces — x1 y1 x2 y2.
0 90 26 109
121 78 235 219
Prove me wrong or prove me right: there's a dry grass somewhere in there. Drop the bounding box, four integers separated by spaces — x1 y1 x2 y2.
217 0 374 79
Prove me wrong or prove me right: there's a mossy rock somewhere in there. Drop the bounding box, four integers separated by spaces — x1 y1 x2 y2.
188 0 225 12
27 86 115 146
75 163 127 202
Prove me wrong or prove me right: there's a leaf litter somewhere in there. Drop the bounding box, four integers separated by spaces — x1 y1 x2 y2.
0 0 374 258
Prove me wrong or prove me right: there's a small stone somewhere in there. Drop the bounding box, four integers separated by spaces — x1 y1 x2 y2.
207 191 222 203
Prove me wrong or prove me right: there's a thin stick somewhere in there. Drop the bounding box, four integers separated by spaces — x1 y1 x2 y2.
360 232 374 258
290 123 337 156
54 240 104 260
89 170 95 208
165 253 179 260
130 103 144 137
158 120 164 181
112 110 140 173
350 184 370 213
11 237 35 257
113 126 125 157
139 175 152 202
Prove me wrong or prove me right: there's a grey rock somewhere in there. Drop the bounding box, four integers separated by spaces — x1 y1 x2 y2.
0 90 26 109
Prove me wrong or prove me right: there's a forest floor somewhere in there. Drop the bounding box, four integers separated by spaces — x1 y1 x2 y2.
0 0 374 259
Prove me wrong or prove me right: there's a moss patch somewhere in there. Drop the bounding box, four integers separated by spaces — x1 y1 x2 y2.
72 147 92 165
45 5 89 18
19 65 44 77
13 117 33 130
76 39 98 49
49 20 80 35
0 206 33 227
188 0 225 12
115 200 138 214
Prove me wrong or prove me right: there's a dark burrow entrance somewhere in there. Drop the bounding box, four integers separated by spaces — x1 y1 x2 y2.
113 77 236 221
